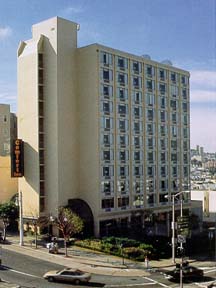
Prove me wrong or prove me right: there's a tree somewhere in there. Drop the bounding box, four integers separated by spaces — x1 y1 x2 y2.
0 202 19 241
37 207 84 256
56 207 84 256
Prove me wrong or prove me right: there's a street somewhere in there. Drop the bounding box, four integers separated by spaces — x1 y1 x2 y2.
0 249 216 288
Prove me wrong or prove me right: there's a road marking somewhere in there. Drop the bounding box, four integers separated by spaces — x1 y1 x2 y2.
105 284 155 287
143 276 170 287
3 266 41 279
204 268 216 274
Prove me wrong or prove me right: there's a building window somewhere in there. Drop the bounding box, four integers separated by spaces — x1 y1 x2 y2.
133 91 142 103
118 104 128 116
146 93 155 106
158 69 166 81
170 99 177 110
182 88 187 99
158 83 166 94
171 153 178 163
145 65 155 77
132 61 141 74
171 113 177 124
118 134 129 147
134 165 143 176
117 56 128 70
160 110 166 122
101 181 113 194
102 166 113 177
147 109 154 121
102 198 114 209
170 85 179 97
147 194 155 206
101 69 113 82
132 76 142 89
160 138 166 150
101 85 113 98
102 134 113 146
172 166 177 177
181 75 187 85
171 126 177 137
103 150 111 162
118 180 129 193
100 51 113 66
118 196 129 208
119 150 129 162
118 119 128 132
133 136 142 147
147 123 155 135
134 151 141 162
134 106 141 118
159 125 166 137
117 88 128 101
133 195 144 207
170 72 177 83
171 139 177 150
182 102 188 112
118 166 128 177
160 96 166 109
146 79 154 91
161 166 166 177
134 121 142 133
148 152 154 163
118 72 128 85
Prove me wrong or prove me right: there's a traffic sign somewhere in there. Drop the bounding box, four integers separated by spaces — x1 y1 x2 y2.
177 234 186 243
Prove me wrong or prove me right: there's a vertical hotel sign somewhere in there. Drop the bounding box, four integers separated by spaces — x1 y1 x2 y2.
11 139 24 177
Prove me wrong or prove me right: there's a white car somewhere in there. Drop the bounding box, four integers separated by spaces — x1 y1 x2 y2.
43 268 91 284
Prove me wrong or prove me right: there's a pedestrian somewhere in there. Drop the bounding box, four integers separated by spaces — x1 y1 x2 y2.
145 256 149 269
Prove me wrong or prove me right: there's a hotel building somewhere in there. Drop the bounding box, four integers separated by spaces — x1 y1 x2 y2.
18 17 190 236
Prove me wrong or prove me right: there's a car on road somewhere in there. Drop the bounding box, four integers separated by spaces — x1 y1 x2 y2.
164 262 204 282
43 268 91 284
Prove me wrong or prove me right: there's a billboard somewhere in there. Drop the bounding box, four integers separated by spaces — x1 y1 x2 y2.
11 139 24 177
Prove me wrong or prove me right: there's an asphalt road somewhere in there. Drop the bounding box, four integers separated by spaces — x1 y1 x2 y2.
0 248 216 288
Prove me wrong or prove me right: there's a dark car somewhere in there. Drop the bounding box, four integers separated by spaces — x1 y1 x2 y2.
164 262 204 281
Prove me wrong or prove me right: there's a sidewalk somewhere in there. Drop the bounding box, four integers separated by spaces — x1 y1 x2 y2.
2 235 215 277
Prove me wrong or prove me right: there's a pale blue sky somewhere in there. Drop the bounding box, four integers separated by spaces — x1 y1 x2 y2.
0 0 215 151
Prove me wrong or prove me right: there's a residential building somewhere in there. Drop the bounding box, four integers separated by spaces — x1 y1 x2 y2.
18 17 190 236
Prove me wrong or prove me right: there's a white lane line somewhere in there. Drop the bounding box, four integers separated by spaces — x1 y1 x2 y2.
204 268 216 274
143 276 170 288
6 267 41 279
105 284 155 287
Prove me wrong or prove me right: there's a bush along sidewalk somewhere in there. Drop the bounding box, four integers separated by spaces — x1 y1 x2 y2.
75 237 156 261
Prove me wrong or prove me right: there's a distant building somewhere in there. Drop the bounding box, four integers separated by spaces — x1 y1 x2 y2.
191 190 216 225
0 104 17 156
18 17 190 237
0 104 18 202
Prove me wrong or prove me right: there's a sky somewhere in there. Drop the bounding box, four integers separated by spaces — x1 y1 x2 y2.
0 0 215 152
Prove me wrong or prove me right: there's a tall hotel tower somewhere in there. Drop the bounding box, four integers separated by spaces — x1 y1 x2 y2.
18 17 190 236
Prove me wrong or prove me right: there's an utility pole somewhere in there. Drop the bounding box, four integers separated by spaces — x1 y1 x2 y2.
19 191 24 246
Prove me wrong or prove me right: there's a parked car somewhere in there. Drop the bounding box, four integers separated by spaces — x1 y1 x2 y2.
43 268 91 284
164 262 204 281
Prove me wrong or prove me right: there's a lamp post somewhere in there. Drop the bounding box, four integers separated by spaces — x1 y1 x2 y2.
19 191 24 246
32 219 38 249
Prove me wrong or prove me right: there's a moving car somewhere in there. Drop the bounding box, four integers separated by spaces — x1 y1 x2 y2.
164 262 204 281
43 268 91 284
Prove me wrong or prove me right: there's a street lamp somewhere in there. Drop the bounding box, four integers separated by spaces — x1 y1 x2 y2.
166 190 190 288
